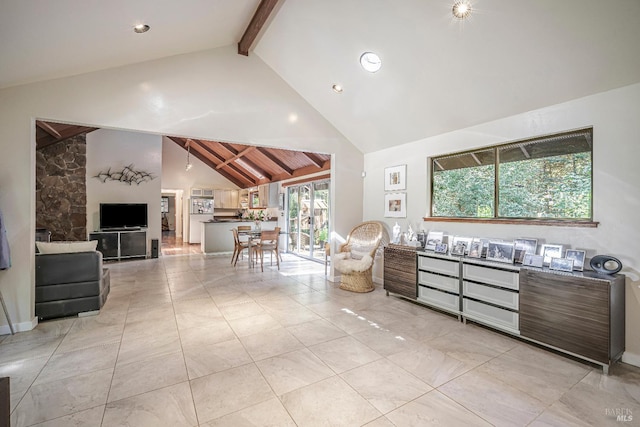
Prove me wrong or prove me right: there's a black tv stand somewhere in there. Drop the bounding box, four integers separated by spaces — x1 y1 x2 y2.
90 229 147 260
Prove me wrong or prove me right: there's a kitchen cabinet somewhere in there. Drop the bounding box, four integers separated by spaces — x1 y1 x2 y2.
191 188 213 197
214 189 239 209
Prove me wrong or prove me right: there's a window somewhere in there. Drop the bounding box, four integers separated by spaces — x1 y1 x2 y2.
430 128 593 221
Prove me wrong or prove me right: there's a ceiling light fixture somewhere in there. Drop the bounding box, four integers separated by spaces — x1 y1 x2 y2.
359 52 382 73
452 1 472 19
332 84 343 93
133 24 150 33
185 145 193 171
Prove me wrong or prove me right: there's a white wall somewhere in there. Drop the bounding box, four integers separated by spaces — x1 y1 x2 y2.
0 45 362 333
364 83 640 366
86 129 162 255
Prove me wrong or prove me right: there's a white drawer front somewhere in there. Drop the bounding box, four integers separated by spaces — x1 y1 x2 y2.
463 281 519 310
463 264 519 290
463 298 519 332
418 256 459 277
419 271 459 293
418 286 460 313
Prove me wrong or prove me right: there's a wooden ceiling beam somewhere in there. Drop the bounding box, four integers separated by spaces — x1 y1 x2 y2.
191 140 258 185
36 121 61 139
168 137 250 188
238 0 280 56
215 146 255 169
215 142 272 181
302 152 325 168
270 161 330 183
256 147 294 175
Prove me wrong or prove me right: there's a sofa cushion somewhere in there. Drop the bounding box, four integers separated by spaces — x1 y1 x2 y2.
36 240 98 254
36 251 102 286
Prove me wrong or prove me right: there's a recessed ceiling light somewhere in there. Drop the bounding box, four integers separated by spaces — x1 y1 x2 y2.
360 52 381 73
133 24 150 34
332 84 343 93
452 1 472 19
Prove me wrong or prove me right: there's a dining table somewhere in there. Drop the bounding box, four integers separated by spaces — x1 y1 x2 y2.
236 228 285 269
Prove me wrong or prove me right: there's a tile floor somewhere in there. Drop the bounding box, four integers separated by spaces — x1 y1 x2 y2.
2 253 639 426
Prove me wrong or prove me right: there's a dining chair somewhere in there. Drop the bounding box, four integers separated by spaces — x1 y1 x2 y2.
231 228 250 266
256 227 280 272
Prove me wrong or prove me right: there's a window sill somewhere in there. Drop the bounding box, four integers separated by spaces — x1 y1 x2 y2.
422 217 599 228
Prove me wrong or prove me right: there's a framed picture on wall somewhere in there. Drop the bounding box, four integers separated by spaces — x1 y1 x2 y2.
384 192 407 218
384 165 406 191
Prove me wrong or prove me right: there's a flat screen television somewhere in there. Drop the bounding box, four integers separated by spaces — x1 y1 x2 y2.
100 203 148 230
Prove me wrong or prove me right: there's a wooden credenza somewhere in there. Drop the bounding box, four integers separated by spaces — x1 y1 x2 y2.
383 245 417 299
519 268 625 373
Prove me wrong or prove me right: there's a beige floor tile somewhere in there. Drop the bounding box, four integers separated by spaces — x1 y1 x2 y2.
102 382 197 427
191 364 274 423
116 329 182 367
549 381 640 427
178 318 236 349
12 368 113 427
108 351 188 402
219 301 266 320
387 343 472 387
0 356 49 411
183 337 253 379
267 305 321 327
426 331 503 367
324 310 379 334
351 325 422 357
579 362 640 404
1 318 76 345
341 358 432 414
281 376 381 426
34 342 119 385
55 323 123 354
385 390 492 426
256 348 334 395
309 336 382 374
0 337 62 365
286 318 347 346
358 304 420 327
28 406 105 427
239 327 304 361
477 344 591 405
227 312 281 337
363 416 396 427
203 397 296 427
439 369 547 426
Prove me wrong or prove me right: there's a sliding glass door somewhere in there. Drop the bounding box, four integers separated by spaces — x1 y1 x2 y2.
287 180 330 261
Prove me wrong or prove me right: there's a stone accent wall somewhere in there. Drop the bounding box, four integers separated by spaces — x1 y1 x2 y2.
36 134 87 241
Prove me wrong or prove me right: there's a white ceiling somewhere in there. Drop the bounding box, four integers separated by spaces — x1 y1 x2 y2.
2 0 640 154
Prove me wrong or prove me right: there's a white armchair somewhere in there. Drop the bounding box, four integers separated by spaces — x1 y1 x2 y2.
333 221 385 292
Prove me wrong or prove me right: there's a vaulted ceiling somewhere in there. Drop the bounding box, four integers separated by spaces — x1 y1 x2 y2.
5 1 640 154
36 120 330 189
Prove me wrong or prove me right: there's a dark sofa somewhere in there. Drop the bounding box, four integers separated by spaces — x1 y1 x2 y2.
35 251 110 320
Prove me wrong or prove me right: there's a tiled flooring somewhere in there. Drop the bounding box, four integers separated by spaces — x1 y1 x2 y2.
2 253 640 426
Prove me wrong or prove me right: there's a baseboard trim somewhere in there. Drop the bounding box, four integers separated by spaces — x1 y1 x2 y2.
622 351 640 368
0 317 37 335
